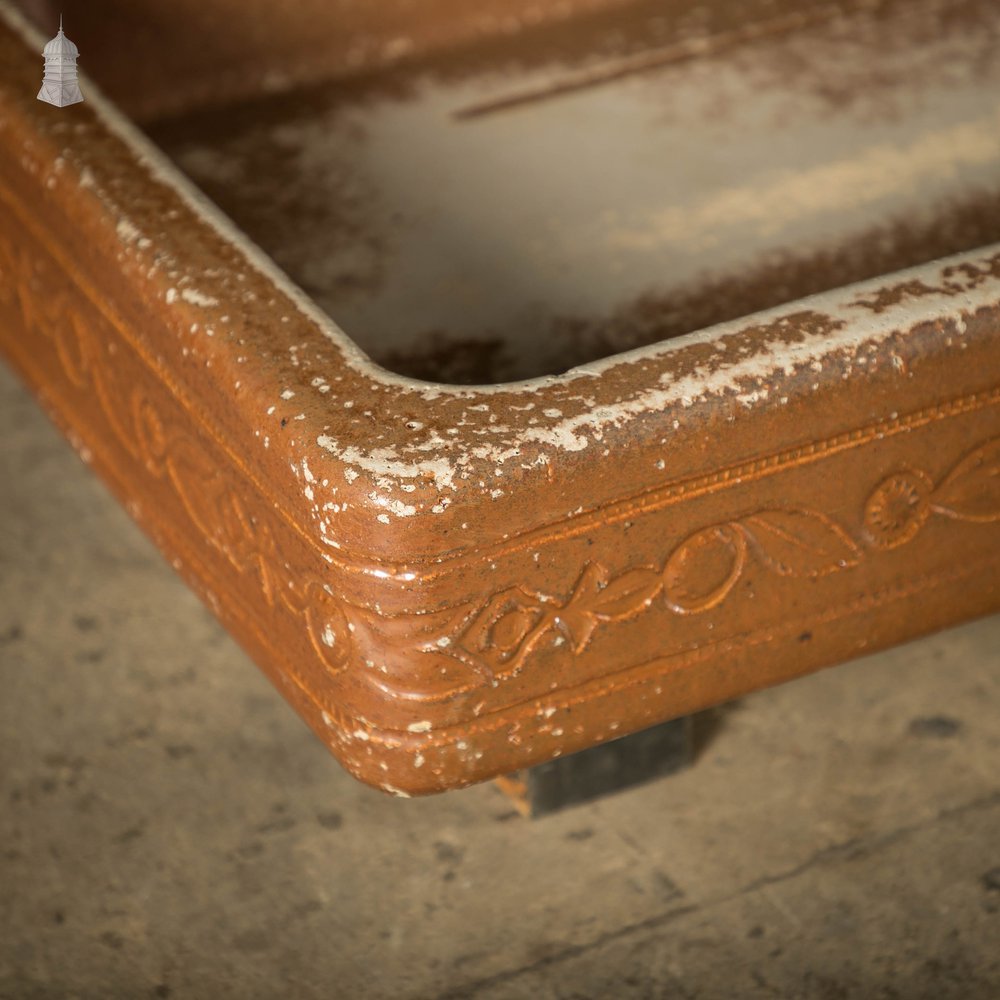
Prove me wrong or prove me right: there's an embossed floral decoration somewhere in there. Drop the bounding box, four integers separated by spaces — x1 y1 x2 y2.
432 436 1000 685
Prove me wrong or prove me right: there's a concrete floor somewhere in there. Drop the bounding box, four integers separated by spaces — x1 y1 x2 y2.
1 357 999 1000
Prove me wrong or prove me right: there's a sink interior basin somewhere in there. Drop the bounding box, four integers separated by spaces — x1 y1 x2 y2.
25 0 1000 382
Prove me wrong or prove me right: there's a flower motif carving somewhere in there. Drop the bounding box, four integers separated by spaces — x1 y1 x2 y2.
863 470 932 549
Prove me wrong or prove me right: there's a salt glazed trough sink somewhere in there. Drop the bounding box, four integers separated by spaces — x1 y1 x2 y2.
1 0 999 795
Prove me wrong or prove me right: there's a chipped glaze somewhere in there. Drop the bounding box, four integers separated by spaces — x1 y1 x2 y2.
2 0 1000 794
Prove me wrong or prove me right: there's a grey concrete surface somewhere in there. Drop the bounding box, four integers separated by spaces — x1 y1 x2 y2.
1 358 998 1000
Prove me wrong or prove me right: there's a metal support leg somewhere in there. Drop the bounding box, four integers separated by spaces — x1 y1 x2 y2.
495 715 694 818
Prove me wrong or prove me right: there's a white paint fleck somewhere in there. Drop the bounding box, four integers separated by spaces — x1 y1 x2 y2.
179 288 219 307
116 217 141 244
407 720 432 733
378 498 418 518
38 23 999 513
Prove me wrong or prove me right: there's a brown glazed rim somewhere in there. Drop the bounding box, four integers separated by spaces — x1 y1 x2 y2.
3 0 999 794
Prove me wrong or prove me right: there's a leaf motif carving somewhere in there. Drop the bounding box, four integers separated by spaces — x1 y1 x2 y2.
739 509 860 577
588 567 663 621
663 525 746 614
441 588 557 681
300 595 352 676
52 311 90 388
554 562 608 652
930 437 1000 522
166 437 229 549
1 212 360 686
132 390 168 467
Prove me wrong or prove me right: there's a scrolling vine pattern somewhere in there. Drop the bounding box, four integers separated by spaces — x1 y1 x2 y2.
2 218 999 704
408 439 1000 689
0 223 352 678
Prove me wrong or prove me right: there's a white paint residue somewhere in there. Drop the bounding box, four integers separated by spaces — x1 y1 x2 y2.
319 436 458 492
383 786 412 798
179 288 219 307
407 720 432 733
280 389 295 400
16 0 998 488
379 497 418 518
116 217 141 244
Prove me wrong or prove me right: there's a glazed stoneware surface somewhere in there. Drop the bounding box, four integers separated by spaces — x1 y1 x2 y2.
1 0 998 793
